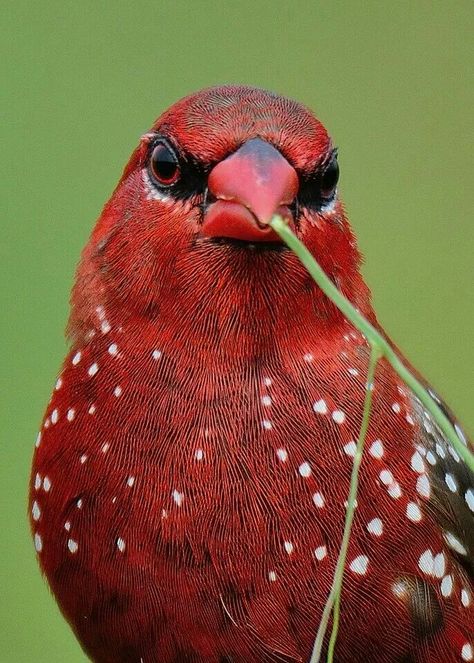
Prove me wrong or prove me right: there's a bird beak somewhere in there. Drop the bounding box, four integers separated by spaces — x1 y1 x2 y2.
201 138 299 243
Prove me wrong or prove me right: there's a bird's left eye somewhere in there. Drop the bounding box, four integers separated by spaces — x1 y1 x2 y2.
149 141 181 186
320 151 339 200
298 149 339 210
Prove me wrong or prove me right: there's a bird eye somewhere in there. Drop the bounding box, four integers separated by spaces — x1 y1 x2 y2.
149 141 180 186
320 151 339 200
298 149 340 210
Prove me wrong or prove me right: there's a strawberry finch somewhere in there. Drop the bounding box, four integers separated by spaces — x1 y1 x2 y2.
30 86 473 663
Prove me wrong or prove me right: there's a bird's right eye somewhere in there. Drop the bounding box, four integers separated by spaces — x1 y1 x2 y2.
149 141 181 187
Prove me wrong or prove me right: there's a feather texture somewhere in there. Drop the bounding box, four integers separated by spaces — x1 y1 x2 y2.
30 86 473 663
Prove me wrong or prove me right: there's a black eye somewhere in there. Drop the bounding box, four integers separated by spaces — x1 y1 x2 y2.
320 151 339 200
298 149 339 210
149 141 180 186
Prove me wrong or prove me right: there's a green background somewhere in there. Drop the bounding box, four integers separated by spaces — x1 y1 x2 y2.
2 2 472 661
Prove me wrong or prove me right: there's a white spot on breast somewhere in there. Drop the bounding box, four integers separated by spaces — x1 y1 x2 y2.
55 377 62 390
445 473 458 493
391 403 401 414
88 404 96 415
43 476 51 492
410 451 425 474
313 399 328 415
261 395 272 406
284 541 294 555
298 462 311 477
392 580 407 598
96 305 105 320
387 482 402 499
379 470 394 485
448 446 460 462
461 643 473 661
88 362 99 377
433 552 446 578
35 432 41 447
72 351 82 365
152 349 162 360
32 501 41 521
465 488 474 512
314 545 327 561
127 476 135 487
312 492 325 508
114 386 122 397
76 498 83 509
406 502 422 522
263 377 272 387
444 531 467 556
268 571 277 581
66 408 75 421
426 451 436 465
67 539 78 553
440 574 453 597
349 555 369 575
34 533 42 552
172 489 184 507
405 414 414 426
366 518 383 536
427 389 440 404
332 410 345 424
64 521 71 531
34 473 41 490
100 320 111 334
276 448 288 463
108 343 118 356
195 448 204 461
80 454 87 464
303 353 313 363
51 409 59 424
435 443 446 459
261 420 272 430
369 440 384 459
423 420 434 435
455 423 468 446
348 368 359 376
343 441 357 457
418 549 434 575
416 474 431 499
117 538 126 552
461 588 471 607
102 442 110 453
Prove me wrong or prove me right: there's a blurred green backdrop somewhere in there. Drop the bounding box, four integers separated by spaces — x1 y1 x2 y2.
2 1 472 661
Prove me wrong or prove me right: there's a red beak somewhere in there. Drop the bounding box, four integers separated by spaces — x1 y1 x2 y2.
201 138 298 243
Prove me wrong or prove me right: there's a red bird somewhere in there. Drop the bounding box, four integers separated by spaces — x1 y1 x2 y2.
30 86 473 663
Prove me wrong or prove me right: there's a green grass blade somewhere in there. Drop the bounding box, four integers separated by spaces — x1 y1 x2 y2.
270 215 473 472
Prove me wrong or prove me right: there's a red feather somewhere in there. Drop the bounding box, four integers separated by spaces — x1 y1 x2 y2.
30 86 473 663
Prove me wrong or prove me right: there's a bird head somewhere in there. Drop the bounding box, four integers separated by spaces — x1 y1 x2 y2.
71 86 373 346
